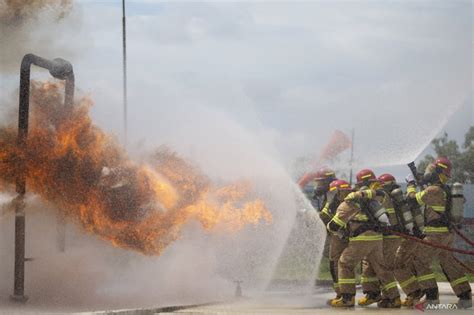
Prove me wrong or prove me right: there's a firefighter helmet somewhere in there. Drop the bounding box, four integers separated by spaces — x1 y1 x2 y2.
356 169 377 185
378 173 396 185
314 168 336 181
434 157 452 177
312 168 336 196
423 157 452 184
329 179 352 191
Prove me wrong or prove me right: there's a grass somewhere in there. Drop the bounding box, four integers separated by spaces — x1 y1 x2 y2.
318 256 474 283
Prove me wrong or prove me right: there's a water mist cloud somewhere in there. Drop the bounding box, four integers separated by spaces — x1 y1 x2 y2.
72 1 472 171
0 0 83 73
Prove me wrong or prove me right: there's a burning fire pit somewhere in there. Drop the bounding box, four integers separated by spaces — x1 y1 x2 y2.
0 53 271 303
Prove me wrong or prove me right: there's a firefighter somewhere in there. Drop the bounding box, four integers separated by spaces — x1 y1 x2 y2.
322 179 352 304
309 168 346 302
312 168 336 214
356 171 405 306
406 157 472 308
327 175 401 308
391 176 426 307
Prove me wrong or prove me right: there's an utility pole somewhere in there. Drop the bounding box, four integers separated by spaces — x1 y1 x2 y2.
122 0 128 146
349 128 355 186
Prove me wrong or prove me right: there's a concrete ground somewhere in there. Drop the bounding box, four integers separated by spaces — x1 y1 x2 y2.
0 283 471 315
164 283 471 315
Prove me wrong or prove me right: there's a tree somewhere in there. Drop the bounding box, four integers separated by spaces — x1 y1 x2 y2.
464 126 474 148
460 126 474 183
418 127 474 183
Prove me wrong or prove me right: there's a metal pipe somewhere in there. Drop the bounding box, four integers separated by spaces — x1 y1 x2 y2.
12 54 74 302
122 0 128 146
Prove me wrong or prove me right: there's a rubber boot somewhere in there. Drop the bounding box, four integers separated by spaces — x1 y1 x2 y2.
401 289 422 308
326 294 341 306
457 290 472 309
378 296 401 308
358 291 381 306
330 293 355 308
420 288 439 307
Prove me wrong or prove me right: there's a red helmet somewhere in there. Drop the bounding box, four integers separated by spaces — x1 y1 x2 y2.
329 179 352 192
356 169 376 185
434 157 452 177
378 173 396 185
314 167 336 181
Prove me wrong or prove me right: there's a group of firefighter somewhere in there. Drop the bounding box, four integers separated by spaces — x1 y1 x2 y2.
304 157 472 308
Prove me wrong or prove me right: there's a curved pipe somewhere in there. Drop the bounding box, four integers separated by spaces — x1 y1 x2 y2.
18 54 75 148
13 54 74 302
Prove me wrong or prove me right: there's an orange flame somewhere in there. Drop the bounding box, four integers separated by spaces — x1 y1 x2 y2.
0 81 272 255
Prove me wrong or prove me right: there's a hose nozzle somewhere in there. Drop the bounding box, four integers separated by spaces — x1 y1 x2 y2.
407 161 423 186
407 161 417 175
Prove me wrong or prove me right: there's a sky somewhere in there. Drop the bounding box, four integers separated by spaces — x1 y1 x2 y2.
1 0 473 179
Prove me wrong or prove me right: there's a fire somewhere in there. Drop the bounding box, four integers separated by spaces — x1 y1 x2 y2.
0 81 272 255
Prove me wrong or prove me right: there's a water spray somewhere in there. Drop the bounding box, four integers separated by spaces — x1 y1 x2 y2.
12 53 74 302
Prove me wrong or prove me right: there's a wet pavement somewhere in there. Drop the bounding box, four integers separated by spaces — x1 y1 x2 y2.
0 283 471 314
162 283 471 315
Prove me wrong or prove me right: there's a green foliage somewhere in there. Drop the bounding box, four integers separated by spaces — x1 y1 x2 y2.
418 127 474 183
417 155 434 179
461 126 474 183
464 126 474 148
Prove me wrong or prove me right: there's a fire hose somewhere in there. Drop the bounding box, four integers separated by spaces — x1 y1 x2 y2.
453 256 474 275
385 229 474 256
403 162 474 272
452 225 474 247
449 227 474 274
385 229 474 274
